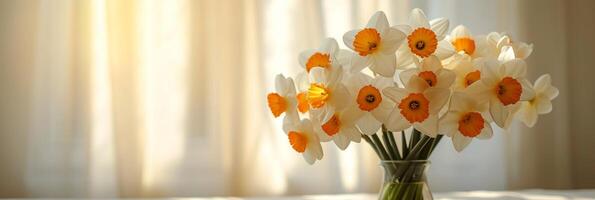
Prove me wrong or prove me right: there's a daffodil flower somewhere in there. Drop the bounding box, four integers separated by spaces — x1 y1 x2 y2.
466 58 535 129
447 54 484 91
298 38 343 73
343 11 406 77
313 106 362 150
285 119 323 164
447 25 487 58
307 67 350 124
485 32 533 60
399 55 455 90
383 76 450 137
439 92 493 152
267 74 300 132
394 8 453 68
516 74 559 127
344 73 395 135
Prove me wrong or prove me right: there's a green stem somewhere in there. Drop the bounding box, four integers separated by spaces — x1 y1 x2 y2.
371 134 391 160
387 131 401 160
381 127 399 160
401 131 409 158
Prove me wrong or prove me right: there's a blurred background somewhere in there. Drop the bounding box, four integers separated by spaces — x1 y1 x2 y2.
1 0 594 198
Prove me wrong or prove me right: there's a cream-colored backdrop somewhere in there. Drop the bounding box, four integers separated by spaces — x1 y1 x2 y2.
0 0 594 197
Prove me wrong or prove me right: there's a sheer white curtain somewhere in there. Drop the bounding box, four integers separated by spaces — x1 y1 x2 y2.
0 0 592 197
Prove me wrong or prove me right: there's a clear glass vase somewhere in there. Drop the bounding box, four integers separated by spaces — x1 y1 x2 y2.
378 160 432 200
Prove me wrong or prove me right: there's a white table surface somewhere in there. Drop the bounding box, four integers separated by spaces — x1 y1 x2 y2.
180 189 595 200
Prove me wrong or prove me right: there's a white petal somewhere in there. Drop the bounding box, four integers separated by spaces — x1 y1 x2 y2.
343 29 359 50
302 150 315 165
380 28 406 54
396 49 416 69
285 77 297 96
337 49 354 67
357 113 382 135
283 109 300 133
371 100 394 123
295 72 310 92
502 59 527 78
476 121 493 140
430 18 449 40
345 73 372 92
425 87 451 114
414 114 438 137
392 25 413 35
407 75 430 93
409 8 430 28
420 55 442 72
340 106 364 126
520 79 535 101
331 84 351 110
309 67 327 84
371 76 395 89
517 102 538 127
498 46 516 62
464 81 491 104
350 55 371 73
449 92 473 112
435 40 455 59
370 54 396 77
298 50 316 68
385 109 411 132
535 97 553 114
275 74 289 95
333 134 350 150
319 38 339 55
479 59 501 86
439 112 459 137
451 25 470 38
489 99 511 129
436 69 456 89
366 11 390 32
383 87 408 102
344 126 362 143
319 105 336 125
399 68 418 86
452 133 472 152
515 43 533 59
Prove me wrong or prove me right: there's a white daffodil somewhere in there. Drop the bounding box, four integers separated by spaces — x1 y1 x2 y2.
383 76 450 137
267 74 300 132
485 32 533 60
344 73 395 135
516 74 559 127
285 119 323 165
314 106 362 150
466 59 535 129
439 92 493 152
307 67 350 124
394 8 453 68
446 54 483 91
343 11 406 77
447 25 487 58
298 38 342 73
399 55 455 90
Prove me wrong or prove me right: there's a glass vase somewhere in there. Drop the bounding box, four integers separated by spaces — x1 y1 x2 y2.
378 160 432 200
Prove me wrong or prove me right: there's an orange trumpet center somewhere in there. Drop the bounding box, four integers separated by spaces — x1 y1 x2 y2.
458 112 485 137
307 83 330 108
495 77 522 106
267 93 286 117
288 131 308 153
452 37 476 55
398 93 430 123
305 53 331 72
296 92 309 113
464 70 481 88
353 28 381 56
356 85 382 111
321 114 341 136
418 71 438 87
407 28 438 58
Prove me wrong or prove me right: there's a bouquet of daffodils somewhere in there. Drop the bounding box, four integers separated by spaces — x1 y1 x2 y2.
266 8 558 199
